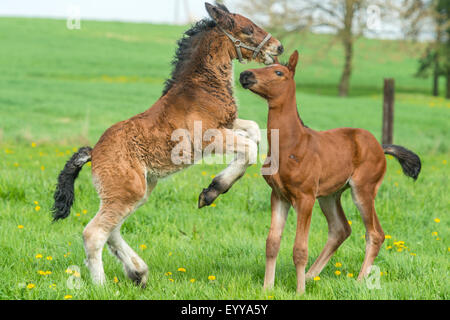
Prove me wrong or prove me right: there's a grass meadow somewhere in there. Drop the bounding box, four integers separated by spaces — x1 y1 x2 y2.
0 18 448 300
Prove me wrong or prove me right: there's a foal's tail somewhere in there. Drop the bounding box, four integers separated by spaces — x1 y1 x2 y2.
52 146 92 221
382 144 421 180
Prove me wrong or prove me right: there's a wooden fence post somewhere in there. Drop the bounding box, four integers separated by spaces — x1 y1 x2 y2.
382 78 395 145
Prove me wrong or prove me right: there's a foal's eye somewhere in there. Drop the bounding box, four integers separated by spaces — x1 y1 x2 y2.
275 71 283 76
242 27 253 35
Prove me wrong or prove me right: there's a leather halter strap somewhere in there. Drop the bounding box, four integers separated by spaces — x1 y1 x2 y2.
218 25 272 64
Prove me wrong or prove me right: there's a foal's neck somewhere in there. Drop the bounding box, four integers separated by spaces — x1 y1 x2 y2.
267 84 306 141
186 29 235 97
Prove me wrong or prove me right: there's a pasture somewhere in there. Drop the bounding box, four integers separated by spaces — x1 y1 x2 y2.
0 18 448 300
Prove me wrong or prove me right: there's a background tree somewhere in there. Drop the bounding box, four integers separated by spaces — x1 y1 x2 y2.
240 0 401 97
406 0 450 97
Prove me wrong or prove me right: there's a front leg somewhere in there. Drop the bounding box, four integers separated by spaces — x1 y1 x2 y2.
198 128 258 208
232 118 261 145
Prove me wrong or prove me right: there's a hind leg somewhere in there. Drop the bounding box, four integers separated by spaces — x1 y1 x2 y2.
107 224 149 287
83 204 126 285
306 192 351 280
107 178 157 287
85 165 149 285
350 181 385 280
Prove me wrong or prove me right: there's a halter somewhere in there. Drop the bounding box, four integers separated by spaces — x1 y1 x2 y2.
217 25 272 64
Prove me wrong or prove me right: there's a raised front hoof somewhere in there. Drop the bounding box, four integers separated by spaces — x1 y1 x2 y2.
198 187 219 209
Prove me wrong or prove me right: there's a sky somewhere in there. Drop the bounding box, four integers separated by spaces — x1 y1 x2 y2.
0 0 432 40
0 0 238 25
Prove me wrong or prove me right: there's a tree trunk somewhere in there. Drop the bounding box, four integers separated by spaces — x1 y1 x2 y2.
338 0 355 97
339 40 353 97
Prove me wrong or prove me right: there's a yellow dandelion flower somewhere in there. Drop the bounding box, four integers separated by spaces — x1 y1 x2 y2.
139 244 147 250
386 245 392 250
313 276 320 281
114 277 119 283
268 296 274 299
394 182 399 187
208 275 216 281
45 271 52 275
335 262 342 268
34 201 39 205
75 213 80 217
35 206 41 212
13 162 19 167
31 142 37 148
397 248 403 252
443 160 447 165
253 173 259 178
190 278 196 283
347 220 352 226
27 283 35 289
64 295 72 300
168 252 173 256
432 232 438 237
385 235 392 239
65 268 73 274
201 171 207 176
177 268 186 272
335 270 341 276
40 166 45 171
165 272 172 276
436 237 440 241
46 256 52 261
35 254 43 259
347 273 354 278
168 278 174 282
434 218 440 223
18 225 24 229
211 203 217 207
38 270 46 275
73 271 80 277
410 253 416 256
82 209 87 214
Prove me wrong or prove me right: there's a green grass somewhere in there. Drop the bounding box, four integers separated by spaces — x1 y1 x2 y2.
0 18 448 300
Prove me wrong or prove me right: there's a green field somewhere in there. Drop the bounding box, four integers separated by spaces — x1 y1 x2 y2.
0 18 448 300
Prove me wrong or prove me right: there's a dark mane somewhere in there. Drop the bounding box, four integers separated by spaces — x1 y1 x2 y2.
162 18 217 96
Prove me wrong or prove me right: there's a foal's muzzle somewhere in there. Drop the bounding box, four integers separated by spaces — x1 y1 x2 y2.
240 71 257 89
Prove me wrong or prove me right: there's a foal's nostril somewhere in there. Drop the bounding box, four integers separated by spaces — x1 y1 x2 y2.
239 71 256 88
240 71 254 83
277 45 284 55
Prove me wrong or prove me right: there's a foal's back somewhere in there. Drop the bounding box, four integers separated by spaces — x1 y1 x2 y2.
307 127 386 197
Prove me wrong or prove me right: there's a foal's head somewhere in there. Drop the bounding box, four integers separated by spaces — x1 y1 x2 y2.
205 3 283 64
239 50 299 100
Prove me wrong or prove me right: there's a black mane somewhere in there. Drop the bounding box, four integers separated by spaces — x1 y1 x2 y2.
162 18 217 96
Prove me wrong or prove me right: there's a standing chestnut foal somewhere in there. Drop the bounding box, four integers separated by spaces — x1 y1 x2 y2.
240 51 421 293
52 3 283 286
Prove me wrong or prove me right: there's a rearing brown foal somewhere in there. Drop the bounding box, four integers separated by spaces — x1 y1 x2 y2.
240 51 421 294
52 3 283 287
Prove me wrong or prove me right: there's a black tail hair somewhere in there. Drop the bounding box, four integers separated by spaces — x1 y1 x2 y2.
52 146 92 221
382 144 421 180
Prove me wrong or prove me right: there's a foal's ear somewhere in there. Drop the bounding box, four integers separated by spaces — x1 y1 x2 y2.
288 50 299 75
205 2 234 30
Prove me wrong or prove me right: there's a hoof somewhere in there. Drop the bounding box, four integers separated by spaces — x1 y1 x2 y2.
126 268 148 288
198 188 218 208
